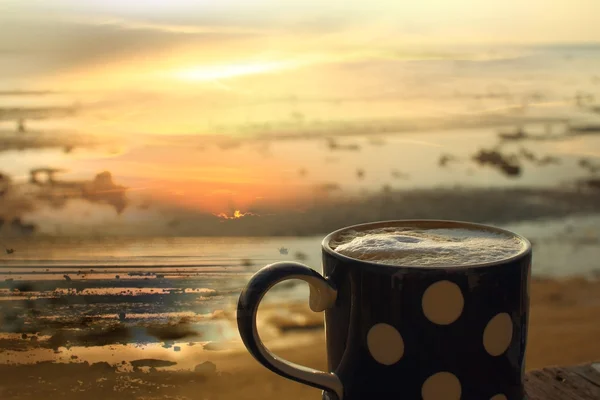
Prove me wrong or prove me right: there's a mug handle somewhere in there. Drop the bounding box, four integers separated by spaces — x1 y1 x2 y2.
237 261 344 400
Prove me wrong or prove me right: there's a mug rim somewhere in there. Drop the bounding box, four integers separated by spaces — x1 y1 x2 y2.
321 219 532 270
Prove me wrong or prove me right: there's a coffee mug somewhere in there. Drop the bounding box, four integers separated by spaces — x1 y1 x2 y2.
237 220 532 400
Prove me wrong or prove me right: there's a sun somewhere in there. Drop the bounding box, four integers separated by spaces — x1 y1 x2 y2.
213 210 257 219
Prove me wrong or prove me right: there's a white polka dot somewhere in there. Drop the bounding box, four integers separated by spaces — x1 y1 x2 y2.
491 394 507 400
422 372 461 400
422 280 464 325
366 323 404 365
484 313 513 356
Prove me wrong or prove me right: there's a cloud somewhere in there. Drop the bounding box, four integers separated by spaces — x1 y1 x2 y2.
0 169 129 238
0 0 374 81
63 15 271 36
0 15 267 80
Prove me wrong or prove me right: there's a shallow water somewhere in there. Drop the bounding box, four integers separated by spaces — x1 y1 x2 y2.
1 213 599 364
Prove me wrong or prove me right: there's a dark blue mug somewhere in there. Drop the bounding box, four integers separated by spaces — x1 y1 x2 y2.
237 220 532 400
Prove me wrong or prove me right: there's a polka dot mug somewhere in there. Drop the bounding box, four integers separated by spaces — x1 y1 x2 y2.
238 220 532 400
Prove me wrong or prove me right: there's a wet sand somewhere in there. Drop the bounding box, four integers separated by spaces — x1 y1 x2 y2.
1 278 599 399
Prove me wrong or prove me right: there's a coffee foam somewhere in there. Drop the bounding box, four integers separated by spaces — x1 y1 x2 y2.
329 226 525 267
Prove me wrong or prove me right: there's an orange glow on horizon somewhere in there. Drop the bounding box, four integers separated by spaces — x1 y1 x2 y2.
71 141 315 215
147 178 311 215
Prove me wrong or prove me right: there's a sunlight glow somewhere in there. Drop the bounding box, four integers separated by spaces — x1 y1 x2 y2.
173 60 295 82
213 210 257 219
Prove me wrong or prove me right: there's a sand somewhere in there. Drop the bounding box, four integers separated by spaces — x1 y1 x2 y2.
0 278 599 399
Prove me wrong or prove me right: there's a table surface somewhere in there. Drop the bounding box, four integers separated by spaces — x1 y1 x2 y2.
525 362 600 399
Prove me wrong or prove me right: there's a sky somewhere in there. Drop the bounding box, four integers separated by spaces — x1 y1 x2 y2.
1 0 599 90
1 0 599 235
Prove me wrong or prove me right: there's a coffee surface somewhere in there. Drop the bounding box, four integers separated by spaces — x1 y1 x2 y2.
329 226 526 267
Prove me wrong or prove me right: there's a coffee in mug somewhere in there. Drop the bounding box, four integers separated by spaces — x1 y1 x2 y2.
330 225 526 267
238 220 532 400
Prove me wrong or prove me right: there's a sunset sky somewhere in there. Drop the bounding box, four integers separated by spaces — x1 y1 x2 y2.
1 0 599 90
1 0 599 235
1 0 598 131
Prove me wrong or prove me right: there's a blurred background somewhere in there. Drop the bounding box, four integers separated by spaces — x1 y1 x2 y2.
1 1 600 399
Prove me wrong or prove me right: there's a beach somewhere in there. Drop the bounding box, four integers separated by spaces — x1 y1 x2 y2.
0 278 599 399
2 202 600 399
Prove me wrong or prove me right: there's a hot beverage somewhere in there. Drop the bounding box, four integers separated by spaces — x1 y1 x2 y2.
329 224 527 267
238 220 532 400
